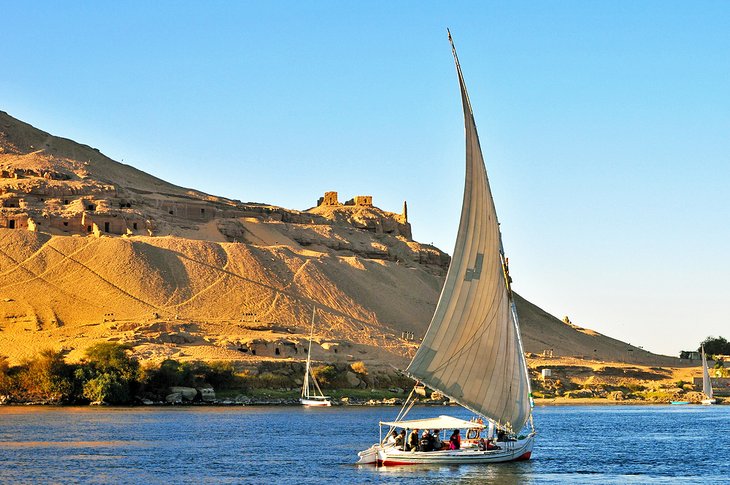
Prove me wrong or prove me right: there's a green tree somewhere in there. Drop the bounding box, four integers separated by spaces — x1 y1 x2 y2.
699 336 730 356
141 359 186 392
77 343 140 404
0 356 14 397
84 343 140 381
312 365 337 387
16 349 73 403
202 361 236 389
82 373 129 403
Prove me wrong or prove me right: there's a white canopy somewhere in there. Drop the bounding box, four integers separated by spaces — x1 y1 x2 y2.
380 415 486 430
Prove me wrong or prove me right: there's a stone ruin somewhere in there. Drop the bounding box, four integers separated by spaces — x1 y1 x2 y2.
317 191 339 206
345 195 372 207
312 191 411 239
317 191 374 208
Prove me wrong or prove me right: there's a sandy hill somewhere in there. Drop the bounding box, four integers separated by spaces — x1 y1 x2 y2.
0 110 686 370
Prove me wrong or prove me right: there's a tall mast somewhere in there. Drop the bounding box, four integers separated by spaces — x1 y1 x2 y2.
302 306 316 399
406 30 533 433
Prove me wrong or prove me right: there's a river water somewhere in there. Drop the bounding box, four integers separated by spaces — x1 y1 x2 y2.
0 404 727 484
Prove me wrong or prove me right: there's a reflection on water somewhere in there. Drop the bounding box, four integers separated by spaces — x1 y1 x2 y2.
0 405 728 484
0 440 138 448
364 462 532 485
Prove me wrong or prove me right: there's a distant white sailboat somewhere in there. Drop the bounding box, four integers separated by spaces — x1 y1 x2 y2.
357 30 535 466
701 346 716 405
301 307 331 407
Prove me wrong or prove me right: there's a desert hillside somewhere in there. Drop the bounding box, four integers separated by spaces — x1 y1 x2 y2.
0 110 687 371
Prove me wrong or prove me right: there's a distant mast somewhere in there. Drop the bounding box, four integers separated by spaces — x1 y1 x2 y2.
702 346 713 400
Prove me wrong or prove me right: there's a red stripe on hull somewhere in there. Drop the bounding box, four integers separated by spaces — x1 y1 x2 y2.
378 451 532 466
379 460 417 466
375 451 532 466
515 451 531 461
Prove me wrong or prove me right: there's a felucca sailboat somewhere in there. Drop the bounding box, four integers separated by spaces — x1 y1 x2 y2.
301 308 331 407
701 346 716 405
357 31 535 466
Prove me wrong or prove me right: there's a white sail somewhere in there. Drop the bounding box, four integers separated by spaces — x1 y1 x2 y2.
406 32 531 432
302 307 329 403
702 346 713 399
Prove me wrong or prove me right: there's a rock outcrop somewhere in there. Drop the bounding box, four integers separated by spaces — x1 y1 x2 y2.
0 110 683 369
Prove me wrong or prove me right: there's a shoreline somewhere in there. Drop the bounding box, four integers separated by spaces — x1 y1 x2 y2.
1 397 725 407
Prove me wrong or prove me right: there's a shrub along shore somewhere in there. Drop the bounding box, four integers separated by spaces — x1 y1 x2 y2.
1 344 725 406
0 343 416 406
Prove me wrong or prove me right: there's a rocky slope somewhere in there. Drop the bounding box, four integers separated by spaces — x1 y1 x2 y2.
0 110 684 370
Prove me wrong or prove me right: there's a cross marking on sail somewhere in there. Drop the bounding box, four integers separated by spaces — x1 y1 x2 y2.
464 253 484 281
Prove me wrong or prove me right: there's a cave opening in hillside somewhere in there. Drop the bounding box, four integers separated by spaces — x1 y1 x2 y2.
104 222 110 232
275 348 280 356
8 220 15 229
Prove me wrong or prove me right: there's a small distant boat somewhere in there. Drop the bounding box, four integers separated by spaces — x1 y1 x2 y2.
670 401 690 405
301 307 331 407
356 30 535 466
700 346 717 406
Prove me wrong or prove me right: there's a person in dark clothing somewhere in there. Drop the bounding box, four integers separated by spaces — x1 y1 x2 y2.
418 430 433 452
449 429 461 450
432 429 442 450
406 429 419 451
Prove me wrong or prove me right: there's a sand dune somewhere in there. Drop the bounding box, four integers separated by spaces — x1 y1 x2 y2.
0 110 686 369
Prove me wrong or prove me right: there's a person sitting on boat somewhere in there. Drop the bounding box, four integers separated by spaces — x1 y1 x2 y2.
385 430 397 446
449 429 461 450
407 429 419 451
478 436 501 451
394 429 406 450
432 429 442 450
418 430 433 452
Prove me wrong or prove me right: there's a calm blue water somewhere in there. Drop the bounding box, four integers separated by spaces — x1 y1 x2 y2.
0 405 728 484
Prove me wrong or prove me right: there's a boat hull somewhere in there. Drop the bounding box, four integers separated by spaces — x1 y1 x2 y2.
300 398 331 407
357 434 535 466
701 399 717 405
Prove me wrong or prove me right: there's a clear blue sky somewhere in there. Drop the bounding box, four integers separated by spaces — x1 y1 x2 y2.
3 2 729 357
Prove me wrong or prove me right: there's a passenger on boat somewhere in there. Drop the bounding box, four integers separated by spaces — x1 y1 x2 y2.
394 429 406 449
385 430 397 445
406 429 419 451
449 429 461 450
478 437 501 451
432 429 442 450
418 430 433 452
